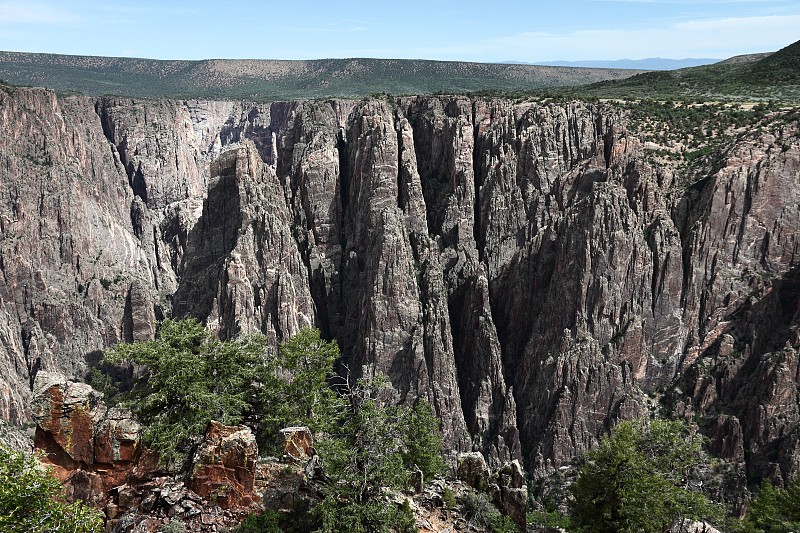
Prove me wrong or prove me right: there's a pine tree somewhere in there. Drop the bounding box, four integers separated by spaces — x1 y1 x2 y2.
570 419 721 533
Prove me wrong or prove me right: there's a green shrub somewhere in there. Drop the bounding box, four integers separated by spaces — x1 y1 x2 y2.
317 497 415 533
237 510 283 533
741 476 800 532
402 399 447 481
159 518 186 533
459 490 516 532
237 501 319 533
529 509 571 529
0 444 104 533
443 486 456 509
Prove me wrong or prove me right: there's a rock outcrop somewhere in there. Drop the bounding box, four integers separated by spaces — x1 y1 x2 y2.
279 426 315 463
31 371 141 507
2 85 800 507
457 451 527 527
30 373 263 532
189 421 259 509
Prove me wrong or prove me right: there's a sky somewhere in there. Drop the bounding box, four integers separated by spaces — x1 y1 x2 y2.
0 0 798 63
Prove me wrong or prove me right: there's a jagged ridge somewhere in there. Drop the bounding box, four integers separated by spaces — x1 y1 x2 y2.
1 88 799 506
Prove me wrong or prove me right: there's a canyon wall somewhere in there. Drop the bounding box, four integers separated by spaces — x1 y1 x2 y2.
1 86 798 489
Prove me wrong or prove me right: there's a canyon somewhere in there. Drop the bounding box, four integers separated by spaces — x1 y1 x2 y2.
1 85 799 505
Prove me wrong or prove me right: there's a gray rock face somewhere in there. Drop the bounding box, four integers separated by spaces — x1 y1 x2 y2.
2 87 800 498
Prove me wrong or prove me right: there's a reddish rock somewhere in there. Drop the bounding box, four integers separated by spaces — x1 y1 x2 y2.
31 373 141 509
188 421 259 509
31 372 104 464
95 408 141 464
279 426 314 463
31 376 262 530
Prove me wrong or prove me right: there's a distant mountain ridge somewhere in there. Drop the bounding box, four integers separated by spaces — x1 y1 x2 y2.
570 40 798 100
0 51 644 100
513 58 722 70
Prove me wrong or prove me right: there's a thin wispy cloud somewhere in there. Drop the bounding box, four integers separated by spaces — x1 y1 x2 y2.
0 1 78 25
97 4 198 16
284 20 369 34
674 13 798 30
374 12 800 61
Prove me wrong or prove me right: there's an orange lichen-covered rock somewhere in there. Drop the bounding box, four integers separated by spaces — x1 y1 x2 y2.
279 426 314 463
188 420 259 509
31 372 142 508
31 371 104 464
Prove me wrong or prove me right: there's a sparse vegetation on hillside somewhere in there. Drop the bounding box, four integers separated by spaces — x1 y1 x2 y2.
619 99 798 183
466 40 799 103
0 51 642 100
559 39 800 101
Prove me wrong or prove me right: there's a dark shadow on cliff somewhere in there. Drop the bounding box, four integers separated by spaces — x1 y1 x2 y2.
171 170 242 326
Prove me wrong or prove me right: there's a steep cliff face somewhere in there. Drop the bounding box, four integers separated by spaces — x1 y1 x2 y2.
0 89 143 425
2 86 799 490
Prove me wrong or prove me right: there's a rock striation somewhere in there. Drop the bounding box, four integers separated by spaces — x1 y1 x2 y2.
2 85 800 503
189 421 260 509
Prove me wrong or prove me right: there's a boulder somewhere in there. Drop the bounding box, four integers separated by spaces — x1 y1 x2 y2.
188 420 259 509
31 372 141 507
671 519 723 533
279 426 314 463
457 451 490 490
455 454 527 528
493 460 528 529
31 371 105 464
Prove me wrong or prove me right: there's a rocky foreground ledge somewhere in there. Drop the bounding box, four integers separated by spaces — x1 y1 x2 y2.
28 372 528 532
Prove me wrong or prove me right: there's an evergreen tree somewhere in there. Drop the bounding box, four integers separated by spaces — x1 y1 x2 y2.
100 318 271 467
570 419 721 533
259 327 344 450
315 375 423 533
402 398 447 480
743 476 800 532
99 320 347 466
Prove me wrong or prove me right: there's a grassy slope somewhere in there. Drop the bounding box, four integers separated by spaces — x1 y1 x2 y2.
0 52 644 100
561 40 800 101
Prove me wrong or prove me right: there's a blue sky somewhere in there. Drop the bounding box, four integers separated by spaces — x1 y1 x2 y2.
0 0 798 62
